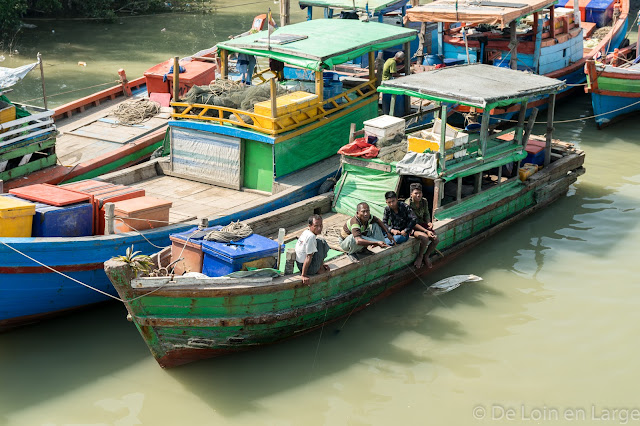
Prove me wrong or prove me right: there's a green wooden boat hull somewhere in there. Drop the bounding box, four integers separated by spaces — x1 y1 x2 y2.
105 146 585 368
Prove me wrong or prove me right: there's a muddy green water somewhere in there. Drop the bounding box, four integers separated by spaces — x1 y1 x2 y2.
2 4 640 426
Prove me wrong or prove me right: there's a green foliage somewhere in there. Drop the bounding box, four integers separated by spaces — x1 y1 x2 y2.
112 245 155 276
0 0 27 42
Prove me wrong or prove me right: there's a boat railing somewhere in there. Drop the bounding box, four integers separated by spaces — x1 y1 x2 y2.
170 79 377 135
0 105 56 148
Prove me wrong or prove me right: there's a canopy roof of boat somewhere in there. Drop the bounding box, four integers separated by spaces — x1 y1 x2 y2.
405 0 555 27
217 19 416 71
378 64 565 108
298 0 409 14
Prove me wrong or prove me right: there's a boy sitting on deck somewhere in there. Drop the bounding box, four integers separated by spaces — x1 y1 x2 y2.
405 183 439 268
383 190 437 269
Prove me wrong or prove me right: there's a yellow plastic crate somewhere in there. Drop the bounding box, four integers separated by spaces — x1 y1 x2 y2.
253 91 319 130
0 196 35 237
0 101 16 134
408 132 455 160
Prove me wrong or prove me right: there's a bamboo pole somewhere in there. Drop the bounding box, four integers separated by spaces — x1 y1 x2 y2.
315 70 323 103
37 53 48 109
173 56 180 101
220 50 228 80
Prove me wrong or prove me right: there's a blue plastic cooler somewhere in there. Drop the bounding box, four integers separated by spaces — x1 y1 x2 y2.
2 194 93 237
201 233 280 277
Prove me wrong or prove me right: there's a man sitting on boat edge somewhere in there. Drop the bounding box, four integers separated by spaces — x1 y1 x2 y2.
383 190 437 269
339 202 394 255
405 183 439 268
296 214 330 285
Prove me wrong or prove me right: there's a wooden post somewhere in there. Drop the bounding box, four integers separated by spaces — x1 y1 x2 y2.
479 109 490 157
545 93 556 167
118 69 132 97
474 172 482 194
348 123 357 143
432 178 442 219
390 95 396 116
437 22 444 56
573 0 581 25
280 0 290 26
456 176 462 200
172 56 180 101
404 42 411 114
0 180 3 194
270 77 278 119
549 6 556 39
522 107 539 148
509 21 518 70
515 100 527 145
37 52 48 109
104 203 115 235
220 50 228 80
315 70 323 103
439 103 447 171
368 51 375 83
586 60 599 91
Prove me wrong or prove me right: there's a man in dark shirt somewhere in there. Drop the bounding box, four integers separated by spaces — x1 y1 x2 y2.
383 191 436 269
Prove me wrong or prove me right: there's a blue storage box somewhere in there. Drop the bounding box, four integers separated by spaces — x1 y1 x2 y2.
169 225 221 275
2 194 93 237
586 0 614 27
201 233 280 277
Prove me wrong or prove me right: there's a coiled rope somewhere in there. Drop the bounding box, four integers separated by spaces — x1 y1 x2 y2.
204 221 253 243
112 98 160 125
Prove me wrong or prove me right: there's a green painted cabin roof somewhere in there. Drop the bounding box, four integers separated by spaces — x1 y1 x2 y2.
217 19 416 71
298 0 409 13
378 64 566 108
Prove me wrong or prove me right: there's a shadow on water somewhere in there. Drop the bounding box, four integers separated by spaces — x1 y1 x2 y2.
0 178 637 420
165 177 640 417
0 302 148 418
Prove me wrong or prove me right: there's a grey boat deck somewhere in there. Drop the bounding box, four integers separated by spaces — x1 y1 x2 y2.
102 155 341 228
54 94 169 167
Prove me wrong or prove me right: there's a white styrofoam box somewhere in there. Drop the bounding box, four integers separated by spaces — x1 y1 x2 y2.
363 115 406 141
431 118 458 139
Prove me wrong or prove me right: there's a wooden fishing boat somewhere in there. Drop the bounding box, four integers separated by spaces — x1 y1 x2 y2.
585 17 640 128
405 0 629 120
103 65 585 368
0 19 416 331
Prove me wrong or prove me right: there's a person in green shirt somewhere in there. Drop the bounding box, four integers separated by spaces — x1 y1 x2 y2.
405 182 439 268
381 51 405 81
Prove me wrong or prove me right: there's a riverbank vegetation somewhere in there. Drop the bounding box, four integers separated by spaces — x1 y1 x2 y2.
0 0 209 48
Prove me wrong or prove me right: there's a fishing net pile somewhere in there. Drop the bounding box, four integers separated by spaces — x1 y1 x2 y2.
113 99 161 125
181 80 288 123
204 221 253 243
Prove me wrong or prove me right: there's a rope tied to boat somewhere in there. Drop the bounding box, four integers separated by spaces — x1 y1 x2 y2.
112 98 161 125
204 221 253 243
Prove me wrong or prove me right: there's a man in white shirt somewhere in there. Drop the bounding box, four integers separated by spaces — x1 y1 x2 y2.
295 214 330 284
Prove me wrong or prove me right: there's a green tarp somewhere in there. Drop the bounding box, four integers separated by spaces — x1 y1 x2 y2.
218 19 416 71
334 160 400 219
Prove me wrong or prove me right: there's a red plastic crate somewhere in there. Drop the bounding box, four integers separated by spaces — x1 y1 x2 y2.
9 184 91 207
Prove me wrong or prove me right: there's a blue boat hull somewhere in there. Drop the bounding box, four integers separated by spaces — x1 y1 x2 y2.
0 173 332 330
591 91 640 127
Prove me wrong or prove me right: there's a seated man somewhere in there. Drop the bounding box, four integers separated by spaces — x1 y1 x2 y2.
383 190 437 269
295 214 330 285
340 202 394 255
405 184 440 268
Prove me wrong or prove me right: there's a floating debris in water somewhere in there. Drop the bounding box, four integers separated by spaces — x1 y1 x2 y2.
425 274 483 296
77 61 87 67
